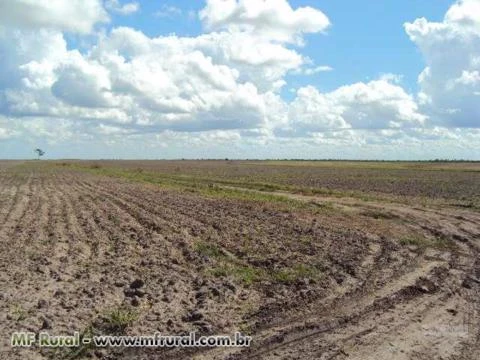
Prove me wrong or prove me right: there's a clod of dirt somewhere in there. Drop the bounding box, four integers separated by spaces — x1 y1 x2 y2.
35 265 47 274
94 350 106 359
124 287 145 298
416 278 438 294
37 299 48 309
130 279 145 289
468 275 480 284
161 294 172 303
83 288 95 298
183 310 204 322
124 288 136 298
446 308 458 316
210 286 221 297
461 278 472 289
53 289 65 298
40 318 52 330
223 281 236 293
135 289 146 298
131 296 141 307
195 287 209 300
195 321 214 334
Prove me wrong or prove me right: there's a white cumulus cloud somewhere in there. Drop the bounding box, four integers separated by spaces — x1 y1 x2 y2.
105 0 140 15
285 79 426 135
405 0 480 127
0 0 108 33
154 5 182 18
199 0 330 44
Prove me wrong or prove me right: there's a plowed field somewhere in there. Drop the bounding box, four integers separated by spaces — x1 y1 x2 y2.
1 161 479 360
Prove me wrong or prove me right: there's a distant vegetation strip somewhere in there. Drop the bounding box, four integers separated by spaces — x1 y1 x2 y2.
53 162 339 212
50 161 479 211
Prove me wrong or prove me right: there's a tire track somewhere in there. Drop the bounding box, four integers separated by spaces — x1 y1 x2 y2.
210 190 480 359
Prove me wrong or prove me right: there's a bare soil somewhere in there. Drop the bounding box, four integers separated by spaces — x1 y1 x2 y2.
77 160 480 204
0 162 479 360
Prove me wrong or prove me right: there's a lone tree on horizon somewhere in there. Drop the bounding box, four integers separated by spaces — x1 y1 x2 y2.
35 148 45 160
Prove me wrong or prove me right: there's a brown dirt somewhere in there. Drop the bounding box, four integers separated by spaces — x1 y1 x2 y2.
74 159 480 204
0 163 479 360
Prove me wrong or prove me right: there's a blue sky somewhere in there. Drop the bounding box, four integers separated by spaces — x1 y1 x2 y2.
103 1 451 88
106 0 453 93
0 0 479 159
288 0 453 92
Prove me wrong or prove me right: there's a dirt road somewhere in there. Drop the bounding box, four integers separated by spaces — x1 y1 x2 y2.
218 190 480 360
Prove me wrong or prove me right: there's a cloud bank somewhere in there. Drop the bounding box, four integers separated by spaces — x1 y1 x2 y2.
0 0 479 158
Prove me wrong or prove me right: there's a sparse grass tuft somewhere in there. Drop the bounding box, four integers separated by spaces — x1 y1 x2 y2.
209 263 264 285
108 213 120 226
272 264 322 284
194 241 224 258
361 210 396 220
399 235 431 248
209 261 323 286
432 236 452 249
10 304 28 321
61 326 95 360
399 235 451 250
102 306 138 334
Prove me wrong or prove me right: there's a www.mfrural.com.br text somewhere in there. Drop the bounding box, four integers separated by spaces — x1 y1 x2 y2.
11 331 252 348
